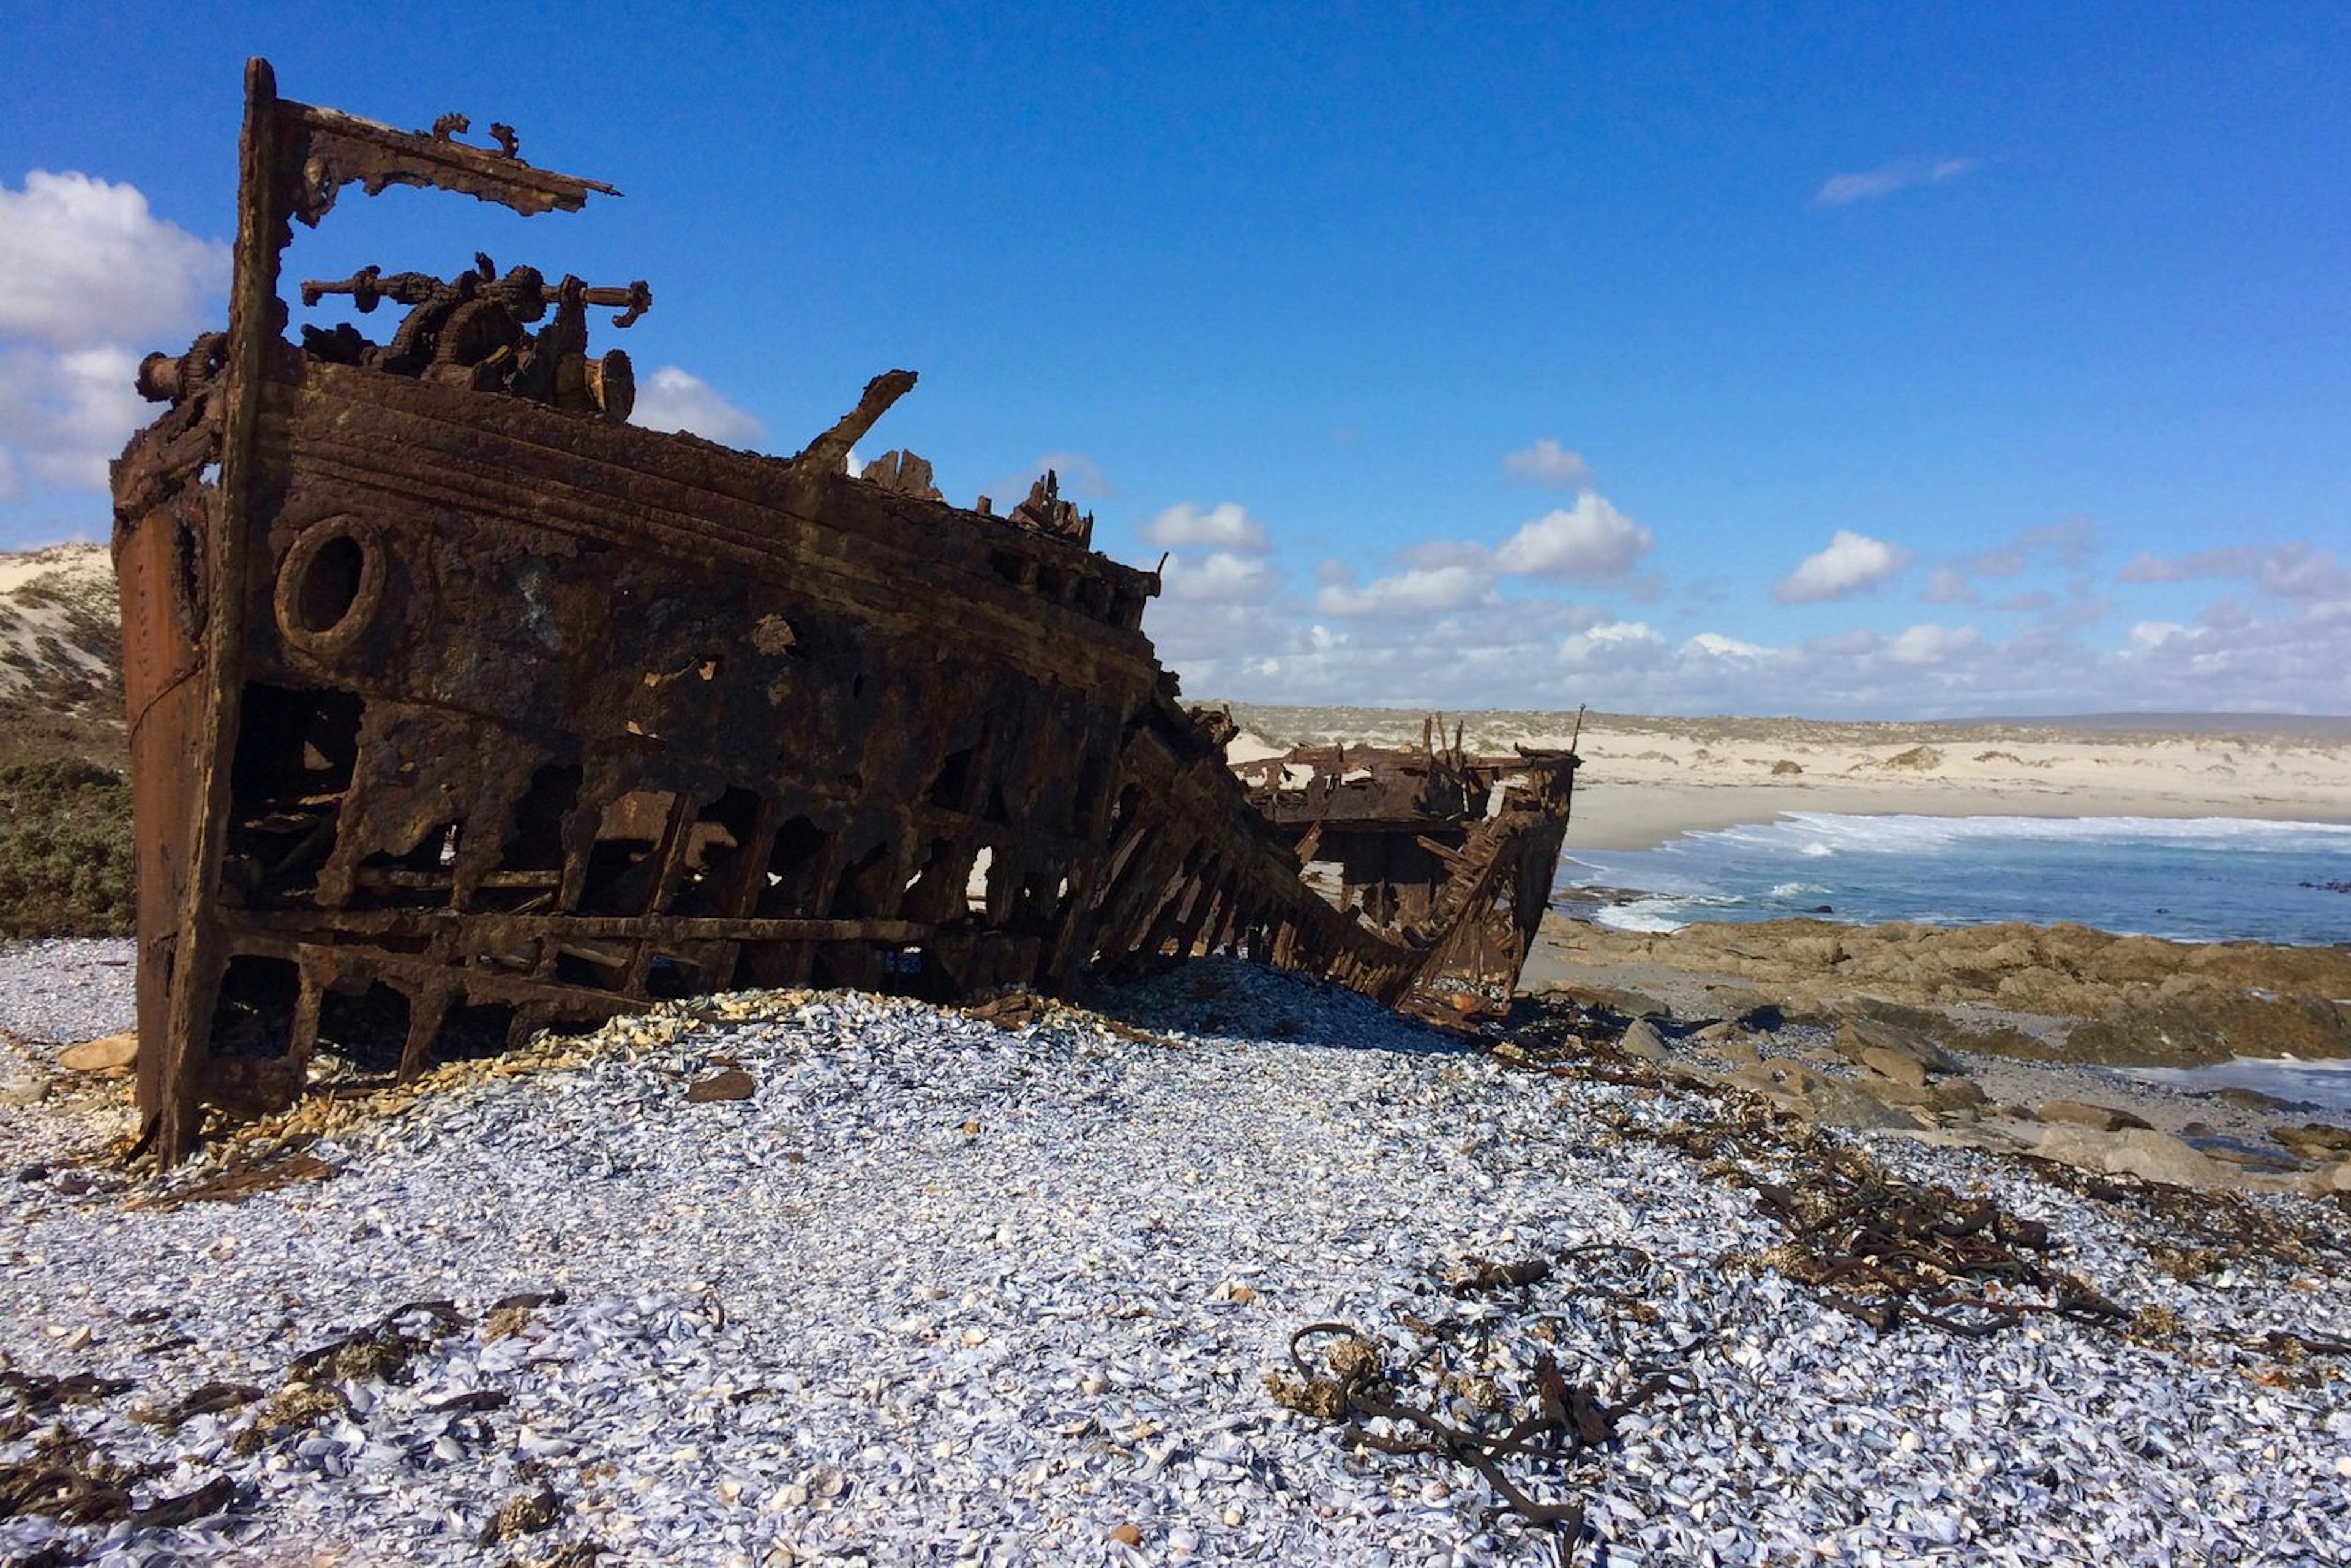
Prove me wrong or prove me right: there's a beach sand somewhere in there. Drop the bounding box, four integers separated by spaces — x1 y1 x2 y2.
1224 705 2351 851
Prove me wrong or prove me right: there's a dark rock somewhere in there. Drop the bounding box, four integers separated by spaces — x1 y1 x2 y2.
1834 1016 1961 1077
1618 1018 1669 1062
1802 1080 1922 1132
2216 1085 2311 1112
684 1068 757 1103
2271 1122 2351 1161
2038 1100 2152 1133
1725 1061 1914 1130
1927 1076 1990 1114
1695 985 1781 1023
2066 990 2351 1069
1859 1045 1929 1089
1750 1058 1824 1094
2035 1125 2236 1188
1540 983 1670 1021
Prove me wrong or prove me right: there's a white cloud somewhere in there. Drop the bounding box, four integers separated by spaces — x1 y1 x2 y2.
0 343 149 489
1501 438 1592 488
1162 550 1279 604
1558 620 1669 670
2118 542 2351 609
1135 500 2339 713
0 172 228 350
631 366 767 446
1316 565 1492 618
2259 547 2348 602
1494 493 1654 579
1151 568 2351 714
1811 156 1976 208
1919 519 2105 609
1687 631 1769 659
1139 501 1269 555
0 171 230 500
1261 489 1647 638
1885 623 1981 666
1774 530 1911 603
1586 621 1659 644
2128 620 2197 652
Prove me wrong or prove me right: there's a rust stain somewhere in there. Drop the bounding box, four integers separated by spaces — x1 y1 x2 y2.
111 61 1581 1165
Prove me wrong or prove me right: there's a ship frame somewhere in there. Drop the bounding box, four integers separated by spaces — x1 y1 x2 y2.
111 61 1580 1165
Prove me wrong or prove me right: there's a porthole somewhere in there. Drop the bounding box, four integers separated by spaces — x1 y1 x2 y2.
274 518 385 659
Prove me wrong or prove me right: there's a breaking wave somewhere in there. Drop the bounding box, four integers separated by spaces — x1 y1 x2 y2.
1556 813 2351 946
2121 1056 2351 1115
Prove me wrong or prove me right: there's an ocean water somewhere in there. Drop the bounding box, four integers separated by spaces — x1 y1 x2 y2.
1555 812 2351 948
2120 1057 2351 1115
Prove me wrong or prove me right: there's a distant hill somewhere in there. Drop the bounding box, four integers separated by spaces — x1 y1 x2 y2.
1957 711 2351 741
0 542 132 937
0 542 124 756
1213 702 2351 752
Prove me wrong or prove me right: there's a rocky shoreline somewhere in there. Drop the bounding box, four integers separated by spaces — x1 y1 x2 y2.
1531 914 2351 1065
1525 914 2351 1198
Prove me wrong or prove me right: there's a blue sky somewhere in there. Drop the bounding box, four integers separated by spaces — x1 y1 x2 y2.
3 3 2345 716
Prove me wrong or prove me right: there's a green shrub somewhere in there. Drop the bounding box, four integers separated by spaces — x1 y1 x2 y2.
0 756 136 937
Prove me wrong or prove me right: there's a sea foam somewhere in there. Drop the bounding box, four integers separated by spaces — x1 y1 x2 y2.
1559 813 2351 945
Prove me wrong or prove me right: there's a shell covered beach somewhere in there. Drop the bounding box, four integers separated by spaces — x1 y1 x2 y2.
5 940 2350 1567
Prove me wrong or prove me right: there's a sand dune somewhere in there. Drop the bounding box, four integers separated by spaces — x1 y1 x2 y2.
0 542 118 711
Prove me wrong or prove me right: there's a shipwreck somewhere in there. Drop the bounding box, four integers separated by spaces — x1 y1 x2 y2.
111 61 1580 1163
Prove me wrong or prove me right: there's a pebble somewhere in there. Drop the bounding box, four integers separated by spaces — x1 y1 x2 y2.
0 936 136 1043
1 948 2347 1566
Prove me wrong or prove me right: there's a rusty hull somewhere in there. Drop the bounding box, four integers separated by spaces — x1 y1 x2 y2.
111 62 1580 1164
1232 724 1580 1017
